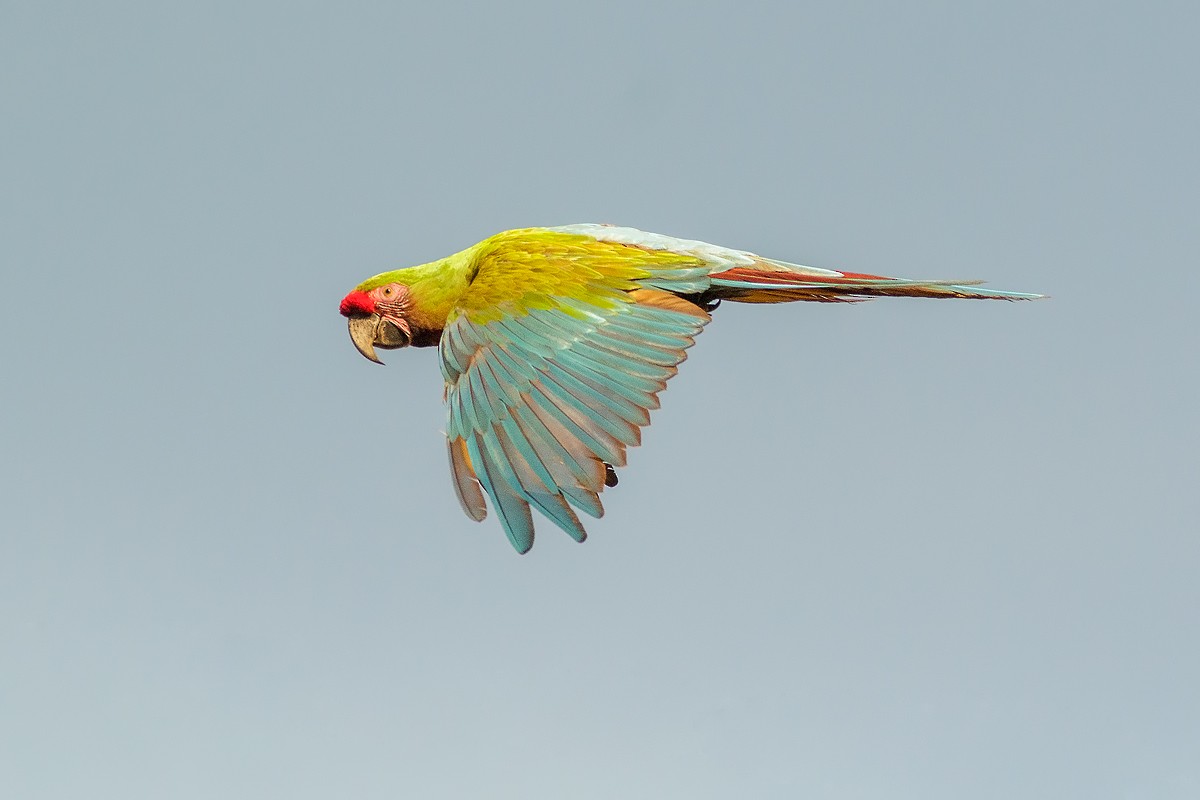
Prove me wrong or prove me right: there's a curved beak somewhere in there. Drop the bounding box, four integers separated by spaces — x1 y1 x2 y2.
346 314 410 364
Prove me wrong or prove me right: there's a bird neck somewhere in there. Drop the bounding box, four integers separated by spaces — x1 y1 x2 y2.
389 248 478 339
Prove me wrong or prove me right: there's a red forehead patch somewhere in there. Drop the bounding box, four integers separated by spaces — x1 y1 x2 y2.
339 290 376 317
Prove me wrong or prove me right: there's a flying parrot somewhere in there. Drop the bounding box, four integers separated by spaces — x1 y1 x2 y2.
339 224 1040 553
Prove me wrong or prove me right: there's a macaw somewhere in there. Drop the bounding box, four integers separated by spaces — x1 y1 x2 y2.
339 224 1040 553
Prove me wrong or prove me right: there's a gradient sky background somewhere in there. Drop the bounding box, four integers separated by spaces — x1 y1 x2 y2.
3 2 1197 798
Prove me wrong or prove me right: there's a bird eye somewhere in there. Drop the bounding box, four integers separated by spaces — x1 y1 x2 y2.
381 286 394 298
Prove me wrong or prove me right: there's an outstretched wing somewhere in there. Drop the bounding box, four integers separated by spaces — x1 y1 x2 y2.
440 229 712 553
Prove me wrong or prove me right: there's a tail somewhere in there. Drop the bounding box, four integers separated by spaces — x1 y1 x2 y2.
709 259 1043 304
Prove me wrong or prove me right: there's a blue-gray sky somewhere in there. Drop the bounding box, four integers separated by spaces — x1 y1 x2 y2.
3 2 1197 797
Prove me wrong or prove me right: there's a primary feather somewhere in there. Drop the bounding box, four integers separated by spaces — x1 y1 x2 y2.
339 224 1041 553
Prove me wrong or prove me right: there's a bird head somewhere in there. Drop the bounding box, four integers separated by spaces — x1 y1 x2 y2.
339 282 414 364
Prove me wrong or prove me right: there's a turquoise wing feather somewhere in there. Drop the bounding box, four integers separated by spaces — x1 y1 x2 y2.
441 283 710 553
